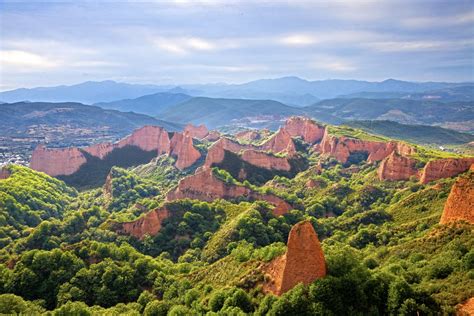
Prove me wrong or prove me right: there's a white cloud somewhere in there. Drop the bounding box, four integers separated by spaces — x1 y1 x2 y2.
187 37 216 50
280 34 317 46
153 38 189 55
152 36 231 55
0 50 57 68
367 39 474 52
311 56 357 72
401 12 474 28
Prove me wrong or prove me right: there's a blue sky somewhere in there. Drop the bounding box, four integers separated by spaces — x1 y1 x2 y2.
0 0 473 90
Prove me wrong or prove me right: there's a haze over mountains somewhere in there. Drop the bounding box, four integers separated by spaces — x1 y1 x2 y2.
2 76 472 106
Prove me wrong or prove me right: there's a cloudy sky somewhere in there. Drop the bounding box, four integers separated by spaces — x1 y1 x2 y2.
0 0 473 91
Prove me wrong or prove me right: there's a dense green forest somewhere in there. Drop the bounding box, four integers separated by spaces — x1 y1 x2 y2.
0 130 473 315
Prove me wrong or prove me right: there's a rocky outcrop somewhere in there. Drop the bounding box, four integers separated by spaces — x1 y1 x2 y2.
115 207 170 239
205 131 221 141
241 150 291 171
440 172 474 225
263 221 326 295
203 137 293 173
103 171 113 200
377 152 418 181
419 158 474 184
283 117 325 144
30 145 87 177
0 167 11 180
83 142 115 159
117 126 171 153
184 124 209 139
204 138 251 168
315 128 417 165
457 297 474 316
30 125 204 177
235 130 261 142
260 129 296 155
170 132 201 170
166 168 292 215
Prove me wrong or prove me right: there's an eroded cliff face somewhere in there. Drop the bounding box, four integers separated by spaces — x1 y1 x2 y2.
184 124 209 139
440 172 474 225
204 138 251 168
260 128 296 155
203 137 292 173
205 131 221 141
420 158 474 184
115 207 170 239
121 126 171 153
83 142 115 160
315 128 419 165
241 150 291 171
166 168 291 215
235 130 261 142
30 145 87 177
30 125 204 177
283 116 325 144
263 221 326 295
377 152 418 181
457 297 474 316
170 132 201 170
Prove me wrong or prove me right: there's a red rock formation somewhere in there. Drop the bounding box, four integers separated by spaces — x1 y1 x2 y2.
315 128 418 165
241 150 291 171
203 138 252 168
283 116 325 144
83 142 115 159
205 131 221 141
0 167 11 180
235 130 261 142
440 172 474 225
457 297 474 316
166 168 291 215
117 125 171 154
377 152 418 181
203 137 293 173
115 207 170 239
184 124 209 139
263 221 326 295
260 128 296 155
30 125 205 176
170 132 202 170
30 145 87 177
420 158 474 184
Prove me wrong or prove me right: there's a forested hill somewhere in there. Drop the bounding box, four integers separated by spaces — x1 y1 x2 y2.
0 117 473 314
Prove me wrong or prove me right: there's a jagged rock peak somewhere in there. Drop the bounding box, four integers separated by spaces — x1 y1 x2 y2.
184 123 209 139
283 116 325 144
263 220 326 295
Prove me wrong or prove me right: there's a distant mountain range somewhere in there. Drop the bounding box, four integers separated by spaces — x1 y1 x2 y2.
95 92 193 116
0 101 182 136
339 85 474 102
2 77 472 106
0 81 174 104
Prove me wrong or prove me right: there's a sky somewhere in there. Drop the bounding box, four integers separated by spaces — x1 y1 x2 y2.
0 0 473 91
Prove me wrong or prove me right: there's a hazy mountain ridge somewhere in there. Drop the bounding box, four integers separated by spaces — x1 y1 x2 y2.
2 77 472 105
94 92 193 116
